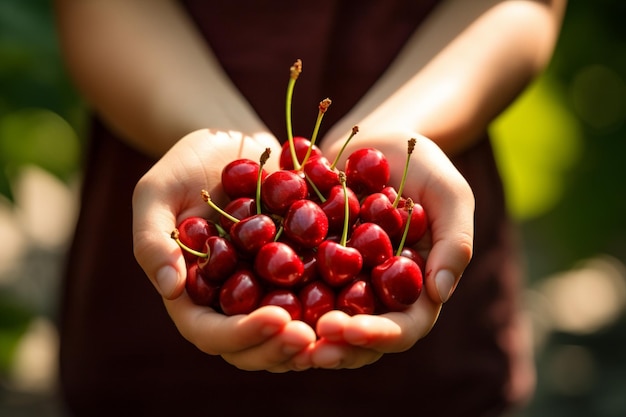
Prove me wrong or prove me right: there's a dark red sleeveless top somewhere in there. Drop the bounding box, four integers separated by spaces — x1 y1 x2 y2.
59 2 529 416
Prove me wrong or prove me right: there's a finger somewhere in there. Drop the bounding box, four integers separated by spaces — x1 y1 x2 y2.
222 320 317 371
410 137 475 303
164 300 296 355
310 339 382 369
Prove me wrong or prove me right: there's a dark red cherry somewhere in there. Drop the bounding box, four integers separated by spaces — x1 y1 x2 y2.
399 247 426 272
185 263 220 307
279 136 322 170
336 277 376 316
302 155 340 195
320 184 360 233
220 197 255 233
359 192 403 237
254 242 304 288
221 158 267 199
299 281 335 329
371 256 423 311
219 269 263 315
391 200 428 246
344 147 390 195
176 217 219 263
261 170 308 215
283 199 329 249
316 240 363 287
229 214 276 257
347 222 394 269
260 289 302 320
197 236 238 283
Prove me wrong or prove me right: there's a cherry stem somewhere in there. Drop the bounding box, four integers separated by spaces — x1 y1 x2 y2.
201 190 239 224
392 138 416 208
395 198 414 256
301 98 332 167
171 228 208 258
339 171 349 247
257 148 271 215
286 59 302 171
330 126 359 170
303 172 326 202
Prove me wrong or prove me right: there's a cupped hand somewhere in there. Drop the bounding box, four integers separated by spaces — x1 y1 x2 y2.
310 130 475 369
132 129 317 372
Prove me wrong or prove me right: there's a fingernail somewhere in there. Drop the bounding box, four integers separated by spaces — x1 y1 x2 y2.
435 270 456 303
156 265 179 298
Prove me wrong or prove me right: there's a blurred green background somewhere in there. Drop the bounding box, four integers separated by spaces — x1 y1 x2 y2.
1 0 625 415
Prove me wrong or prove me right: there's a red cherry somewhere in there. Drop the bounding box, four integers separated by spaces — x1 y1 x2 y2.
320 184 360 234
344 147 390 195
371 256 423 311
391 200 428 246
336 277 376 316
229 214 276 257
299 281 335 328
316 240 363 287
279 136 322 170
260 289 303 320
219 269 263 315
221 158 267 200
261 170 308 215
254 242 304 288
347 222 394 269
283 199 329 249
197 236 238 283
298 249 319 288
220 197 255 233
302 155 340 196
359 192 403 237
185 263 220 307
176 217 219 263
399 247 426 272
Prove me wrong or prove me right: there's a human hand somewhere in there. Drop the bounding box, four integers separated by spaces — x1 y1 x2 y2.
132 129 317 372
303 130 474 369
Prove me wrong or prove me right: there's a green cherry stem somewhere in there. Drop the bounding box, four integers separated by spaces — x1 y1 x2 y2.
201 190 239 224
301 98 332 167
330 125 359 170
171 228 208 258
395 198 414 256
256 148 271 215
339 171 350 247
286 59 302 171
392 138 416 209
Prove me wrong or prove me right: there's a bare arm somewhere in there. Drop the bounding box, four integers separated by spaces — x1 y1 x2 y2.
323 0 567 156
54 0 270 158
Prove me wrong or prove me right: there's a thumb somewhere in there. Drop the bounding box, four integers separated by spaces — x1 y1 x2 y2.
132 175 187 300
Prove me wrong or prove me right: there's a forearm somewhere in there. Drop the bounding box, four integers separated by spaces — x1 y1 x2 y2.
324 0 567 156
54 0 269 158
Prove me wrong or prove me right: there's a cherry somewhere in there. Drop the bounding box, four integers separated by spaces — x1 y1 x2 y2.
260 289 303 320
336 277 376 316
371 198 423 311
260 170 308 215
220 197 255 233
175 216 219 263
279 136 322 170
371 255 422 311
399 247 426 272
299 281 335 329
298 249 319 288
229 214 277 257
185 263 220 308
197 236 238 283
347 222 394 269
391 200 428 246
303 155 340 196
219 269 263 315
316 173 362 287
359 192 403 237
320 183 360 234
254 241 304 288
344 147 390 195
283 199 329 249
221 158 266 199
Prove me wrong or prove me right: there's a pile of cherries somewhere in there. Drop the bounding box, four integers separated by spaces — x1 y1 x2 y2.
171 60 428 330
